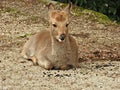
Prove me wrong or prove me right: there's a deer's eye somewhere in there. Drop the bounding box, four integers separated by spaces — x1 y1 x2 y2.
66 23 69 27
53 24 57 27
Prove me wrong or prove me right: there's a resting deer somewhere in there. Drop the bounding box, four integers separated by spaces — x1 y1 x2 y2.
21 3 78 70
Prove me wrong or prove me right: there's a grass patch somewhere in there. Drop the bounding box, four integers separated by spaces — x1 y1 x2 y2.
72 5 112 24
37 0 53 4
83 9 112 24
18 33 34 38
1 6 26 17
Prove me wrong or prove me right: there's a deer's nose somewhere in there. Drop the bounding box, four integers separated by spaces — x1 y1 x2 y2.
59 34 66 41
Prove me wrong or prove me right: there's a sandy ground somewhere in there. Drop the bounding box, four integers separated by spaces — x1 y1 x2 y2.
0 0 120 90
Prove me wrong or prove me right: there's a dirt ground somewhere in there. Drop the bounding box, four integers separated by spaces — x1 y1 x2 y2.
0 0 120 90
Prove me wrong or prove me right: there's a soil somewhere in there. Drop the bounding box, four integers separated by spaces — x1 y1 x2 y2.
0 0 120 90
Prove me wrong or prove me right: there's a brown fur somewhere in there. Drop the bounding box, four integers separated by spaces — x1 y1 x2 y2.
21 3 78 70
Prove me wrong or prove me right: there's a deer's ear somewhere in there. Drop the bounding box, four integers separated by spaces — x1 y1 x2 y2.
64 2 72 13
47 3 55 11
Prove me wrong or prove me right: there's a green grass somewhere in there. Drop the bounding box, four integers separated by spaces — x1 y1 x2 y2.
1 6 26 17
18 33 35 38
72 5 112 24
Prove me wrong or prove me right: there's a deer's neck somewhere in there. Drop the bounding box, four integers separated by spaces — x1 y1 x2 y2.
50 31 71 55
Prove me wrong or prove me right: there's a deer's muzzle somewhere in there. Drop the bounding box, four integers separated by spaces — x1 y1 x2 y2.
59 34 66 41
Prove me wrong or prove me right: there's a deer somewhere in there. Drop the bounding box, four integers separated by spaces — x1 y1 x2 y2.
21 2 78 70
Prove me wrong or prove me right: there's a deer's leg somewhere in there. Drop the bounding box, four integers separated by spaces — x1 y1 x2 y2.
30 56 38 65
37 56 53 70
21 48 28 59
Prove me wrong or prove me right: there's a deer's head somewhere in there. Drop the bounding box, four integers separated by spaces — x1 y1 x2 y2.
48 3 72 42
